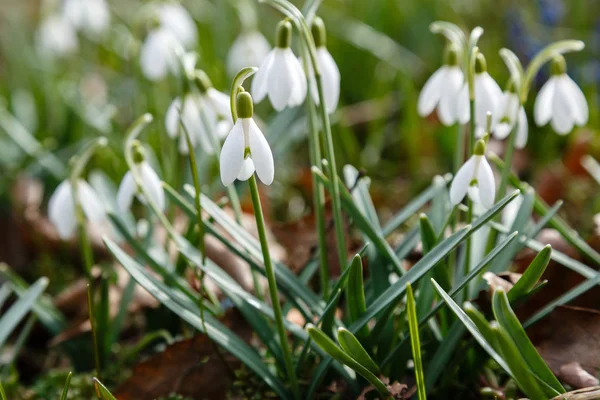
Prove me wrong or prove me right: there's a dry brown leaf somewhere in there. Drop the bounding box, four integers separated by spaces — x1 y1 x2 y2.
559 362 599 389
552 386 600 400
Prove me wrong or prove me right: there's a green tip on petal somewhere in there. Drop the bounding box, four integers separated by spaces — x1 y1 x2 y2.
195 70 213 93
276 20 292 49
132 141 146 164
444 43 460 66
236 91 254 119
505 78 517 93
474 139 486 156
474 53 487 74
311 16 327 48
550 55 567 76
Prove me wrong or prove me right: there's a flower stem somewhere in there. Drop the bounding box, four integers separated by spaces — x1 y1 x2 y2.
463 99 476 289
248 174 300 398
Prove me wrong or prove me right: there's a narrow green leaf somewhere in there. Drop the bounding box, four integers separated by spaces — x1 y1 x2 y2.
492 288 565 394
425 321 464 391
419 214 437 254
337 328 380 375
406 283 427 400
93 378 117 400
463 303 497 349
347 255 368 337
0 284 12 310
60 372 72 400
343 165 381 231
0 277 48 348
508 245 552 303
0 380 6 400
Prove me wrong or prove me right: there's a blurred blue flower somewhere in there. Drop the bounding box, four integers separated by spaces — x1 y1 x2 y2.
537 0 565 26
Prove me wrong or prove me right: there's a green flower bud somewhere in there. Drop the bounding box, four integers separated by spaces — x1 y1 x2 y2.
550 55 566 76
275 20 292 49
132 141 146 164
195 70 213 94
311 17 327 48
505 78 517 93
236 91 254 119
475 53 487 74
444 44 460 67
474 139 486 156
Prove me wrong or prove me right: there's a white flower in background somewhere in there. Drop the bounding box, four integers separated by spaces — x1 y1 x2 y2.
220 92 274 186
251 20 307 111
36 14 79 58
165 94 203 154
48 179 106 239
418 44 464 125
534 55 588 135
493 82 528 149
62 0 110 38
307 17 340 114
450 139 495 209
156 2 198 48
117 146 166 212
140 27 183 81
194 70 233 134
457 53 503 137
227 30 271 76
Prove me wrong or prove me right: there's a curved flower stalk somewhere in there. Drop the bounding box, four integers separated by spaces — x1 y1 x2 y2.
418 44 464 125
458 53 503 138
307 17 340 114
62 0 110 38
494 81 528 149
227 30 271 77
450 139 496 209
534 55 588 135
117 145 166 212
251 20 307 111
220 91 274 186
49 179 106 239
36 14 79 58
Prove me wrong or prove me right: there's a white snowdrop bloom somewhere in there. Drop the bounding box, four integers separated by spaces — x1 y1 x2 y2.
117 146 166 212
36 14 79 58
417 45 464 125
450 140 496 209
48 179 106 240
195 70 233 126
165 94 203 154
457 54 503 137
156 2 198 48
140 27 183 81
251 20 307 111
62 0 110 38
227 30 271 77
306 17 341 114
220 92 274 186
493 84 528 149
534 56 588 135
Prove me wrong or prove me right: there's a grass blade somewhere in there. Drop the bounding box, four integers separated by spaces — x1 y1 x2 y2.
347 255 368 337
337 328 380 375
508 245 552 303
406 283 427 400
60 372 72 400
93 378 117 400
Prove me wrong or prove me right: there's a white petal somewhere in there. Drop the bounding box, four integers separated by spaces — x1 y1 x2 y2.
237 158 256 181
165 97 182 138
37 14 79 58
515 107 528 149
417 66 446 117
248 119 274 185
456 84 470 124
437 66 464 125
288 52 308 108
227 31 271 76
206 88 232 122
476 156 495 209
181 95 206 153
494 122 512 140
220 119 246 186
251 50 275 103
48 180 77 239
140 29 179 81
563 75 589 126
475 73 502 129
140 162 165 210
551 77 575 135
117 171 136 212
77 180 106 222
450 156 476 205
467 186 481 204
316 48 340 113
267 49 295 111
158 3 197 48
534 77 556 126
215 120 232 140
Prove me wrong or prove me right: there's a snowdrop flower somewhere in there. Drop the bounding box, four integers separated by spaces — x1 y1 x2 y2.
418 44 464 125
493 80 528 149
36 14 79 58
62 0 110 38
165 93 202 154
307 17 341 114
156 2 198 48
194 71 234 140
220 91 274 186
458 54 503 137
251 20 307 111
450 139 496 209
227 30 271 77
48 179 106 240
117 145 166 212
534 55 588 135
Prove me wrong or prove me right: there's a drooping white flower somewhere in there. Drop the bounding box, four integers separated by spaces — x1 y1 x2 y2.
36 14 79 58
117 147 166 212
156 2 198 48
418 45 464 125
534 56 588 135
48 179 106 240
457 54 503 137
306 17 340 114
139 27 183 81
227 30 271 77
194 70 234 144
493 84 528 149
450 140 495 209
220 92 274 186
251 20 307 111
165 94 203 154
62 0 110 38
